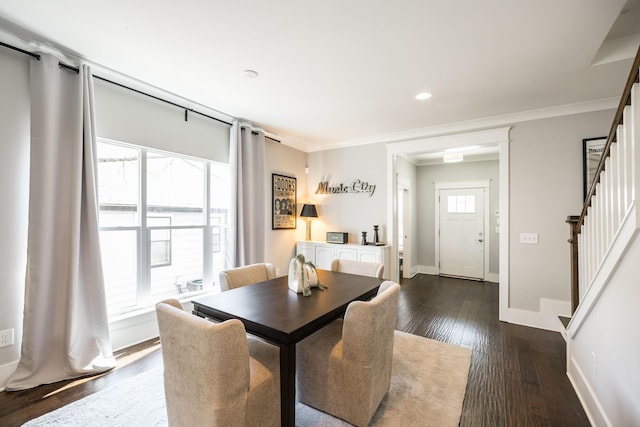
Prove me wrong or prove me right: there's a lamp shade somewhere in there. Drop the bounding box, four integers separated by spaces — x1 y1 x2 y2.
300 204 318 218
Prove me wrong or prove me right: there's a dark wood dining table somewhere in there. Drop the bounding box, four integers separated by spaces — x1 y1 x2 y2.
191 269 382 427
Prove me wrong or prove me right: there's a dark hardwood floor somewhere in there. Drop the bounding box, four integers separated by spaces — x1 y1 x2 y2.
0 274 589 426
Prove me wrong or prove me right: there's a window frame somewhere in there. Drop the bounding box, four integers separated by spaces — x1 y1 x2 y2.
97 138 227 317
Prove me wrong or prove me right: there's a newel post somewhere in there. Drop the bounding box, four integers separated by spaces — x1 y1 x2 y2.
566 216 580 314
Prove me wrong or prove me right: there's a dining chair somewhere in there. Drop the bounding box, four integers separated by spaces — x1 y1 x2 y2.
296 281 400 427
155 299 280 427
219 262 276 291
330 258 384 279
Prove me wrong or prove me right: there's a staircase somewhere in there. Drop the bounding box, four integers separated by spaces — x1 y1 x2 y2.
565 47 640 426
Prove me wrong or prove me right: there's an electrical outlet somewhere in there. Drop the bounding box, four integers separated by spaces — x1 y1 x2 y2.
0 328 14 348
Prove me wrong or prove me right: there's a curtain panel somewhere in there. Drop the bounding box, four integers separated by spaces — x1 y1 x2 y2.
7 54 114 390
227 122 266 268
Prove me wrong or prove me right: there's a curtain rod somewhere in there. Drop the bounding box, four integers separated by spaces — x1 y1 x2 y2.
1 40 281 143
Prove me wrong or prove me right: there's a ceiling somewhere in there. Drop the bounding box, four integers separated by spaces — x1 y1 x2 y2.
1 0 639 153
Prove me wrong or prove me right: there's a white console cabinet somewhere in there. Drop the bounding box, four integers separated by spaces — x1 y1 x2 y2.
296 241 390 279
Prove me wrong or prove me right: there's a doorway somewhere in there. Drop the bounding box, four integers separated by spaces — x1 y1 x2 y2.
397 184 412 278
436 184 489 280
386 126 510 321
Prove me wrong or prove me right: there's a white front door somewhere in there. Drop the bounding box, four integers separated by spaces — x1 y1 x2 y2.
439 188 484 280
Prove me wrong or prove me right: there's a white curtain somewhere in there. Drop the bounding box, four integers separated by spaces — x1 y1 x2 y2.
227 121 266 267
7 54 115 390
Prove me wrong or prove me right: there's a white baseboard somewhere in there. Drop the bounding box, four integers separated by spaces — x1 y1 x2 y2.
486 272 499 283
503 298 571 332
567 354 610 427
110 300 193 352
414 265 499 283
416 265 438 275
0 360 18 392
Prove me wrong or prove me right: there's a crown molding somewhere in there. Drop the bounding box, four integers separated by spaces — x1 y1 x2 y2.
310 97 619 152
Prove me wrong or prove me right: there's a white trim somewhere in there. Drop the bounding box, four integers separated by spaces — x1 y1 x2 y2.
498 139 510 321
434 181 491 280
486 272 499 283
387 126 510 320
502 298 571 332
567 353 611 427
434 180 491 190
415 265 438 275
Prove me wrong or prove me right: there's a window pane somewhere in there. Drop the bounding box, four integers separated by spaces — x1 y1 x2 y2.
149 217 172 267
447 196 457 213
466 195 476 213
97 143 139 226
150 228 207 297
100 229 138 315
147 152 205 225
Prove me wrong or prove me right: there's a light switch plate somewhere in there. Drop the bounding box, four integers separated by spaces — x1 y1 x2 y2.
520 233 538 244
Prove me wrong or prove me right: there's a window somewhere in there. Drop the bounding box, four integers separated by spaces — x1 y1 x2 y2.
97 140 230 317
148 217 171 267
447 195 476 214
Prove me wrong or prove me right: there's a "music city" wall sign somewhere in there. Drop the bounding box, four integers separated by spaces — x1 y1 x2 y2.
315 179 376 197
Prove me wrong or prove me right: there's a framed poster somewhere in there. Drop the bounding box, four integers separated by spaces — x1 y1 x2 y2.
272 174 297 229
582 136 607 200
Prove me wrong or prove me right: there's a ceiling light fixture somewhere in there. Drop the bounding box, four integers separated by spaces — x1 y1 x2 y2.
443 153 464 163
415 92 432 100
243 69 259 79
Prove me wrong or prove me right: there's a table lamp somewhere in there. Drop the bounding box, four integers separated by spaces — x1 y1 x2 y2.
300 204 318 241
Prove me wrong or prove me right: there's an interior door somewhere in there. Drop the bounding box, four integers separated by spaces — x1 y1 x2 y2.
439 188 484 280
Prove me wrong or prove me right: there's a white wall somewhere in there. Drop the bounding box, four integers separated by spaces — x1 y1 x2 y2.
416 160 499 277
306 143 387 245
0 50 30 389
264 139 308 275
567 230 640 426
509 111 614 311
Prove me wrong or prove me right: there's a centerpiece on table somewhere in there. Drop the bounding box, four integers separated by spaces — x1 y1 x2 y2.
288 254 327 296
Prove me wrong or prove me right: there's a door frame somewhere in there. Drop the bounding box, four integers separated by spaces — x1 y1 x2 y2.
386 126 510 322
434 180 490 281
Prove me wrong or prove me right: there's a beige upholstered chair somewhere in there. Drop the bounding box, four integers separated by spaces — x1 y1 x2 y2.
219 262 276 291
296 281 400 426
155 299 280 427
330 258 384 279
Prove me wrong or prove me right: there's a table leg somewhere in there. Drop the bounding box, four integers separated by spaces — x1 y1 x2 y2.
280 342 296 427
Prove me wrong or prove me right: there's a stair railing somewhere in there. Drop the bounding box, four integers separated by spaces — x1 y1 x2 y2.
568 46 640 314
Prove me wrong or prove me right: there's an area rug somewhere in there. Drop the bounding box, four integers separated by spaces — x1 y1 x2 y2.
23 331 471 427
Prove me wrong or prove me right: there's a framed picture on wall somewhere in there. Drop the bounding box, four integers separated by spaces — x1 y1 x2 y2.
583 136 607 200
272 173 297 229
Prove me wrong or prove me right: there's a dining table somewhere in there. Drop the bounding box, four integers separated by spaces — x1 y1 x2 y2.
191 269 383 427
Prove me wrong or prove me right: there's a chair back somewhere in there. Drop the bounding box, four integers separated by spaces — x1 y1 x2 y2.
219 262 276 291
330 258 384 278
342 281 399 365
156 299 251 426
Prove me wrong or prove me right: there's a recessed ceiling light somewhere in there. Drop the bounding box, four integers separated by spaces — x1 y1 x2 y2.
243 69 259 79
443 153 464 163
415 92 432 100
